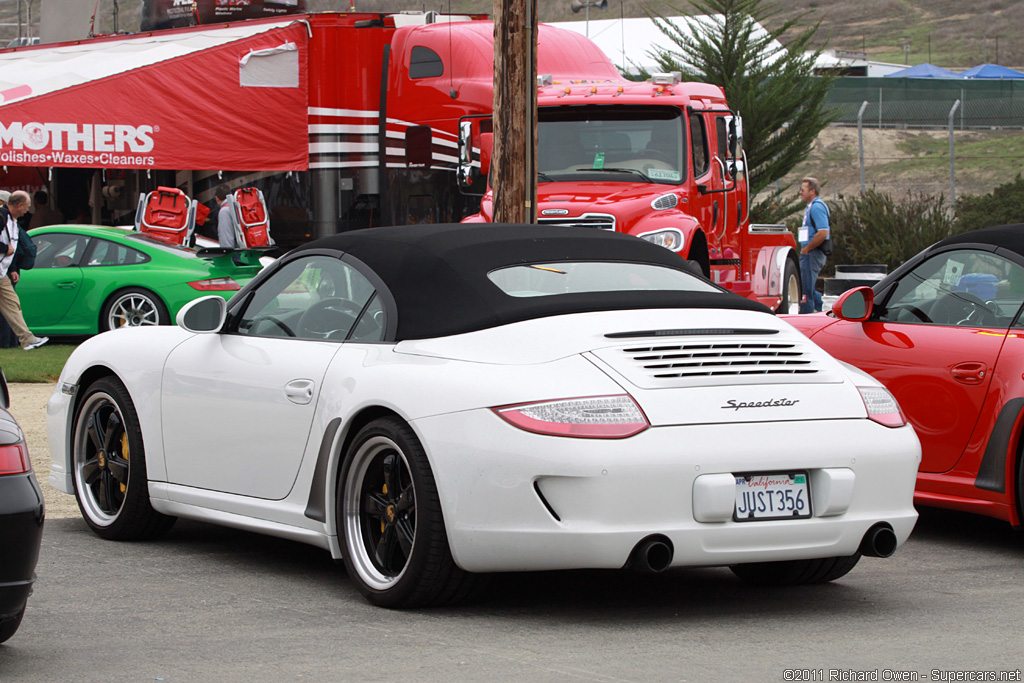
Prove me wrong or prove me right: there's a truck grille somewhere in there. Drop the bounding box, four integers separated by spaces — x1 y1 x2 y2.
539 213 616 231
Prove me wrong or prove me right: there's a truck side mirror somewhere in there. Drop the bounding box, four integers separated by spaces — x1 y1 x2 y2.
479 132 493 176
729 116 743 159
457 116 491 197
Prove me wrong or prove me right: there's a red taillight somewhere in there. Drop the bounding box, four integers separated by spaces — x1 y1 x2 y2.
188 277 241 291
0 441 30 475
858 386 907 428
493 395 649 439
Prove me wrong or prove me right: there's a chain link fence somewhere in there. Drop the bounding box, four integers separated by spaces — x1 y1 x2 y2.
778 78 1024 203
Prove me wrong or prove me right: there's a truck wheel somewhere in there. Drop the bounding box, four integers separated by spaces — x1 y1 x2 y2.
776 260 801 314
681 259 704 278
729 554 861 585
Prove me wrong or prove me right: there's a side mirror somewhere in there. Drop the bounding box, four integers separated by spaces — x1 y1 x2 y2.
479 132 493 177
457 116 491 196
177 296 227 333
832 286 874 322
729 158 746 182
729 115 743 158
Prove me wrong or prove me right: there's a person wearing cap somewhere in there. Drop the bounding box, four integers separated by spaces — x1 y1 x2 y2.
0 191 48 350
0 190 10 206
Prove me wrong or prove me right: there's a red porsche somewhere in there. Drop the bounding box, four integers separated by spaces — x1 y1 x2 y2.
786 224 1024 526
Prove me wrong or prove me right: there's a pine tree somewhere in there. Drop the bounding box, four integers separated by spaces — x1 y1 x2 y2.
647 0 836 221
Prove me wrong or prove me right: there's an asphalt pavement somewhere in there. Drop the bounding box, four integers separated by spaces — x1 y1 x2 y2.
1 507 1022 682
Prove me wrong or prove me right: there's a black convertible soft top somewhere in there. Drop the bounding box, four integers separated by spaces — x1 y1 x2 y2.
293 223 770 340
935 223 1024 255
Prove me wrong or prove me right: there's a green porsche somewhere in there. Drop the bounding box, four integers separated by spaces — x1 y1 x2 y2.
17 225 267 336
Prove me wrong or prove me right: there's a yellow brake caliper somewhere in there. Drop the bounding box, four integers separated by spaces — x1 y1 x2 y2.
381 483 388 533
119 433 129 494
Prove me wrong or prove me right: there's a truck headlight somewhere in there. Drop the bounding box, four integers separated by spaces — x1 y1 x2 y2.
638 228 684 251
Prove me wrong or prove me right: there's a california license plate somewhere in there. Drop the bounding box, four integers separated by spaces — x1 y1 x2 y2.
734 472 811 521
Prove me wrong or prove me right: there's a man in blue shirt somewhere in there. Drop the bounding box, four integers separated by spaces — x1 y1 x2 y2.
798 177 830 313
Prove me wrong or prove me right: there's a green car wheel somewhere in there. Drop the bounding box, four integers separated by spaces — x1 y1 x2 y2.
101 288 169 331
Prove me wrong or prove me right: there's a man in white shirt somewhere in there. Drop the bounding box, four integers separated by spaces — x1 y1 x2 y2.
0 191 48 350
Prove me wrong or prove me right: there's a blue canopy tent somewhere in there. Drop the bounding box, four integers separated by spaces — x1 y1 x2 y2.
961 63 1024 79
883 63 962 78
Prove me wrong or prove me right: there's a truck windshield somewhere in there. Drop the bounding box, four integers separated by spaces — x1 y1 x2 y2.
537 106 685 185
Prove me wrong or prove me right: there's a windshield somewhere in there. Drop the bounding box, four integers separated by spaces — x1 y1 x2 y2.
537 105 685 185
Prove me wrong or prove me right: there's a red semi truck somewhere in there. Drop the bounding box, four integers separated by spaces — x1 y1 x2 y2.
458 69 801 311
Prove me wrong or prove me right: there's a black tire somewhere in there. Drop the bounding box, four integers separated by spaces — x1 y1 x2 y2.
71 377 176 540
681 259 705 278
776 258 801 314
100 288 170 332
0 607 25 644
729 553 861 585
338 417 482 608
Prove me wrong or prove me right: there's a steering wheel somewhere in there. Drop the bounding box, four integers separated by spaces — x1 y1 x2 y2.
249 315 296 337
639 149 675 165
888 304 931 323
297 297 362 339
934 291 999 327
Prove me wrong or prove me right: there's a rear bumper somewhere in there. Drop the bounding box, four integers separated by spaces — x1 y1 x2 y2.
413 412 921 573
0 472 45 617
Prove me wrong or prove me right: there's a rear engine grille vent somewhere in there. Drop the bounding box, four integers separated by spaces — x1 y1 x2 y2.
623 342 817 379
539 214 616 231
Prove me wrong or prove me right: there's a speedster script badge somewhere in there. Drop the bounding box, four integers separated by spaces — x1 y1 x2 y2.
722 398 800 410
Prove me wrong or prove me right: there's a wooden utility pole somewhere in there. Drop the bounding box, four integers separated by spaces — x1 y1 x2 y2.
492 0 538 224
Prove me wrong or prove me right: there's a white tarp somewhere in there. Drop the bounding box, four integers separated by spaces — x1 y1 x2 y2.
0 19 298 106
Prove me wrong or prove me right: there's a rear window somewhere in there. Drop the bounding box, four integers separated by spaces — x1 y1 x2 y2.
487 261 721 298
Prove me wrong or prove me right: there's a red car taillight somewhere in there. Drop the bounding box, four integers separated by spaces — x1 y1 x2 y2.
858 386 907 428
0 441 30 475
493 395 649 439
188 277 241 291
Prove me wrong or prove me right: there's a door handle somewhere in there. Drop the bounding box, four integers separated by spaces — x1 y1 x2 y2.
951 362 987 385
284 379 315 405
282 378 313 405
55 281 78 289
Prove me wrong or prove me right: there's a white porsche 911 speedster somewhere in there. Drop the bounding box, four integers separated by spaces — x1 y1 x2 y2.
47 223 920 607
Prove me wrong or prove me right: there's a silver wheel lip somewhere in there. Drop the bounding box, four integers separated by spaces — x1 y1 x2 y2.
72 391 125 527
107 292 160 329
342 435 415 591
785 272 801 314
